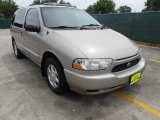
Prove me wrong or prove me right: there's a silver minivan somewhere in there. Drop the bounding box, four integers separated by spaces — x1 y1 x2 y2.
10 3 146 95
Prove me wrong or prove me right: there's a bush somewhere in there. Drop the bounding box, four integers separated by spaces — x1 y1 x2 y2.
0 1 18 19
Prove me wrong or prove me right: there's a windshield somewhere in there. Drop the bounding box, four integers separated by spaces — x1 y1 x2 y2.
41 7 101 28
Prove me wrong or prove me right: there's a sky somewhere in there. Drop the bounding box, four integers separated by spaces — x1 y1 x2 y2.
13 0 146 12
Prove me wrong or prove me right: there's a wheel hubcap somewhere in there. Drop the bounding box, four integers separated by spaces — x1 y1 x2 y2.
47 64 59 88
14 42 18 56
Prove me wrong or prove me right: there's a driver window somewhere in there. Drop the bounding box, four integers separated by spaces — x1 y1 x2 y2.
25 8 40 27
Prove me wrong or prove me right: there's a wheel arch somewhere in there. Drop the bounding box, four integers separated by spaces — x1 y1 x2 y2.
12 36 15 43
11 37 14 48
41 51 64 76
12 36 14 41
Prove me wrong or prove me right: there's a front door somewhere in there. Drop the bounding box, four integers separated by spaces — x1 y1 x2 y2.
22 8 41 64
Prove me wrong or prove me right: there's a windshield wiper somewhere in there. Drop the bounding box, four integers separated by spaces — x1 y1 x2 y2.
81 24 103 29
49 26 80 29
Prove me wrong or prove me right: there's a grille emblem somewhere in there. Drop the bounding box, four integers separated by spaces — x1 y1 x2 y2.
127 62 131 67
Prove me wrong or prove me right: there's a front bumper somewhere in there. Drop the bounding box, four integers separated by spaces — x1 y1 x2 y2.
64 58 146 95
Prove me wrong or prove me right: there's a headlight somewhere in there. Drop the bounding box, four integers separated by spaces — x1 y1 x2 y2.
72 59 113 70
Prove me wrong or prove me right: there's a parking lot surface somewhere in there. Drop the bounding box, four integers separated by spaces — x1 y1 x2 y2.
0 29 160 120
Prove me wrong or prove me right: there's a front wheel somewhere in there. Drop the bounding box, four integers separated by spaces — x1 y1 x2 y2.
12 40 23 59
45 58 69 94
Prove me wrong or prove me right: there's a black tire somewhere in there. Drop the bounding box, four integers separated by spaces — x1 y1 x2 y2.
45 58 69 94
12 40 23 59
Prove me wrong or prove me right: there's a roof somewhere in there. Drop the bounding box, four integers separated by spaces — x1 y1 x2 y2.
43 3 76 7
30 3 76 8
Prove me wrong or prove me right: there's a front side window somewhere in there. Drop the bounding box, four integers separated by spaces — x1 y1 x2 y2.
14 8 26 28
25 8 40 27
41 7 101 28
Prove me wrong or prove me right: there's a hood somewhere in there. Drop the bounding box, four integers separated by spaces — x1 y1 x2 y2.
53 29 139 60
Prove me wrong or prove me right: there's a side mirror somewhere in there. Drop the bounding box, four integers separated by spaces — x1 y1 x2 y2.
25 24 40 33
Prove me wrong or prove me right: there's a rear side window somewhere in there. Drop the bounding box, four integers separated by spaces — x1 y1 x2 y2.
25 8 40 27
11 15 15 25
14 9 26 28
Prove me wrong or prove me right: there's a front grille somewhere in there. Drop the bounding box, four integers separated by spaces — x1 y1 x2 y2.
112 58 140 72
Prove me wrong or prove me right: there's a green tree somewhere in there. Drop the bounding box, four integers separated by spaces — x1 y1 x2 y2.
32 0 41 5
86 0 115 14
32 0 58 5
143 0 160 11
117 5 132 13
59 0 70 4
0 0 18 19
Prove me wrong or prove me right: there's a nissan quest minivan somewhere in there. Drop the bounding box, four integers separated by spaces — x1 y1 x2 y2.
10 3 146 95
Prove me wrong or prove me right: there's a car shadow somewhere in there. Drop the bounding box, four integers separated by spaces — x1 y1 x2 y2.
1 52 141 119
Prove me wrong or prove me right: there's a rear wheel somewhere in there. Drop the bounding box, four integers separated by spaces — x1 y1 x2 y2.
45 58 69 94
12 40 23 59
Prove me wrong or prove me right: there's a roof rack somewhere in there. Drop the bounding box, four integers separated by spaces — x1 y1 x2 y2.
43 3 76 8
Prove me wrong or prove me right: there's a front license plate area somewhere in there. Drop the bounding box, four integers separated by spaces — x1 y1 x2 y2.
130 72 141 85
